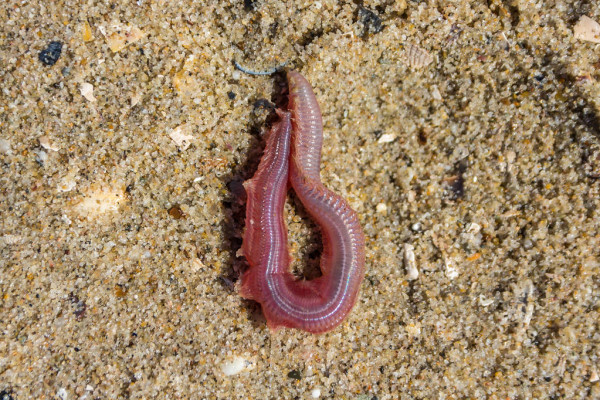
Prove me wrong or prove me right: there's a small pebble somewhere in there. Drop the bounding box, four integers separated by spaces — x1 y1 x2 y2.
311 388 321 398
39 136 59 151
56 388 68 400
220 356 253 376
444 258 459 280
0 139 12 154
38 41 63 66
590 365 599 382
287 370 302 380
431 85 442 100
479 295 494 307
377 133 396 144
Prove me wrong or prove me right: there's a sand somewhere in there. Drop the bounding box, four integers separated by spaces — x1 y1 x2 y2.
1 0 599 399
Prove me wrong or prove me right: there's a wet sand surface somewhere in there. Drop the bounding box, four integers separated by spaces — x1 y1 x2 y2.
1 1 599 399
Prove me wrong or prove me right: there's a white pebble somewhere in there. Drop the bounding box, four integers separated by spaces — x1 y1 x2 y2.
0 138 12 154
220 355 255 376
311 388 321 398
39 136 59 151
376 203 387 214
431 85 442 100
56 388 68 400
221 356 245 376
444 258 459 279
590 365 599 382
377 133 396 143
479 295 494 307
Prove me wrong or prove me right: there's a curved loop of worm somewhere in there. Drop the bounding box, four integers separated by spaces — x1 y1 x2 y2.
240 71 366 334
233 59 289 76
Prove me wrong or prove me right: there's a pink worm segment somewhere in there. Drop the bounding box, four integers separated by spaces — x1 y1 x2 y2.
240 70 366 333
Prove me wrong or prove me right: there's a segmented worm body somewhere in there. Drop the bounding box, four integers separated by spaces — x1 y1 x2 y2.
241 71 365 333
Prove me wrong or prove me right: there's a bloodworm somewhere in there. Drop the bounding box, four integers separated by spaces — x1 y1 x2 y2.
240 70 366 334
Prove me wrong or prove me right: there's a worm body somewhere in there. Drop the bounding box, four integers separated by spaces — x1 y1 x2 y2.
240 71 365 334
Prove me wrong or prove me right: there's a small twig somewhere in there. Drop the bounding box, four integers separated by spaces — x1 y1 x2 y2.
233 60 288 76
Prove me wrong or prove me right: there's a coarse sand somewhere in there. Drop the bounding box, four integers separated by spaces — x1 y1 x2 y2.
1 1 599 399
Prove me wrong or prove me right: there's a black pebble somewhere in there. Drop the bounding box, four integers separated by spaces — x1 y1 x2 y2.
358 7 383 35
0 390 15 400
244 0 255 11
38 41 63 66
287 370 302 380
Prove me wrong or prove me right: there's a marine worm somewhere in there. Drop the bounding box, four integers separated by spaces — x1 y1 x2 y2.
240 70 366 333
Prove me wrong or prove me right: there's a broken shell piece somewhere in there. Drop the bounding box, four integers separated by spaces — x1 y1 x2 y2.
404 243 419 280
219 355 256 376
80 82 96 102
574 15 600 44
130 92 142 107
0 139 11 154
169 124 194 150
75 184 126 218
404 44 433 69
191 258 205 272
58 175 78 192
444 257 459 279
431 85 442 100
479 295 494 307
590 365 599 383
39 136 59 151
377 133 396 144
105 25 145 52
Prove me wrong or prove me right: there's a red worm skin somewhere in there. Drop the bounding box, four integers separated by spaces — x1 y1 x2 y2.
240 70 366 333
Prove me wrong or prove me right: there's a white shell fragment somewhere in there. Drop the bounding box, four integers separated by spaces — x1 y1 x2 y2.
39 136 59 151
75 185 126 218
377 133 396 143
574 15 600 44
444 257 459 280
220 355 255 376
169 124 194 150
80 82 96 103
479 295 494 307
403 243 419 280
58 176 78 192
431 85 442 101
404 44 433 69
130 92 142 107
0 138 12 154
